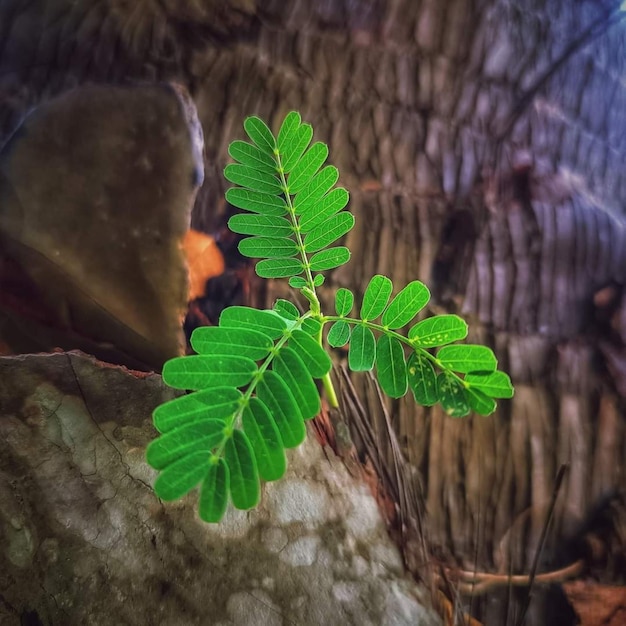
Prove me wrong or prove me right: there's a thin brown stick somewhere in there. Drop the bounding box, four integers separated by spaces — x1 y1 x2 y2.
442 559 585 596
516 463 569 625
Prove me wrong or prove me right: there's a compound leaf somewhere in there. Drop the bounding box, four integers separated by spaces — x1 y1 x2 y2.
153 450 209 501
244 116 276 155
361 275 393 321
467 387 497 416
327 321 351 347
242 398 286 482
437 345 497 374
288 329 332 378
225 430 259 510
224 164 282 194
225 188 287 216
162 355 257 390
288 142 328 193
190 327 273 360
300 188 350 231
256 258 304 279
228 140 277 174
437 372 470 417
153 387 242 433
238 236 299 259
408 315 468 347
335 288 354 316
304 212 355 253
274 347 320 419
149 110 517 524
407 352 437 406
382 281 430 329
228 214 293 238
199 459 229 523
308 247 350 271
147 419 226 470
257 371 306 447
376 335 408 398
348 324 376 371
465 371 514 399
220 306 286 340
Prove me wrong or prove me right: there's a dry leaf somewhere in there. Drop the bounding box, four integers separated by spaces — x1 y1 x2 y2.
563 581 626 626
436 591 484 626
182 229 225 300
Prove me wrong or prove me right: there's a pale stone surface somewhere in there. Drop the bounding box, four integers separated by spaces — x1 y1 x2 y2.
278 535 320 567
264 478 332 526
227 591 282 626
0 351 441 626
261 527 289 553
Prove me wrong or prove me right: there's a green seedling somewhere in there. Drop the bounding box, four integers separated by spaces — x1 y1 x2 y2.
147 112 514 522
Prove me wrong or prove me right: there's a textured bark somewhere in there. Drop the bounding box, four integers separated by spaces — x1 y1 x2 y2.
1 1 625 623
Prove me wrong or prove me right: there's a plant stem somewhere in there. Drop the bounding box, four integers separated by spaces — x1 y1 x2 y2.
274 150 317 295
274 148 339 407
311 315 340 408
322 372 339 408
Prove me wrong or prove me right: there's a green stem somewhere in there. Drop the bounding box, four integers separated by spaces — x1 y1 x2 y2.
274 149 318 300
274 148 338 405
322 372 339 408
311 313 339 408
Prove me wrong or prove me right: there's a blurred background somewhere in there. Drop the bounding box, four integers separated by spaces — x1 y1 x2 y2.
1 1 625 623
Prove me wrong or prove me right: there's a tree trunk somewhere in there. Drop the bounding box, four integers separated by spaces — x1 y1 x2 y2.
1 1 625 623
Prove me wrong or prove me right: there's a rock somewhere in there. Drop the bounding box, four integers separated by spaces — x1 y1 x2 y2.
0 351 440 626
0 84 203 371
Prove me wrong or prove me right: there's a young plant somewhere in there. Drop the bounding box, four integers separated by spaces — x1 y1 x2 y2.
146 112 514 522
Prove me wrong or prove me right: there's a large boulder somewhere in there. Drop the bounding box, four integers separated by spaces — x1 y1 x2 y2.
0 84 203 370
0 351 440 626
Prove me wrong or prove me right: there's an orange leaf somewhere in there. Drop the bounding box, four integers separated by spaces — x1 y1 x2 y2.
436 591 484 626
563 581 626 626
182 229 225 300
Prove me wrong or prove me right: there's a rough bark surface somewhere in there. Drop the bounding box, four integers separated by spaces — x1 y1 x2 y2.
0 352 440 626
1 1 625 623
